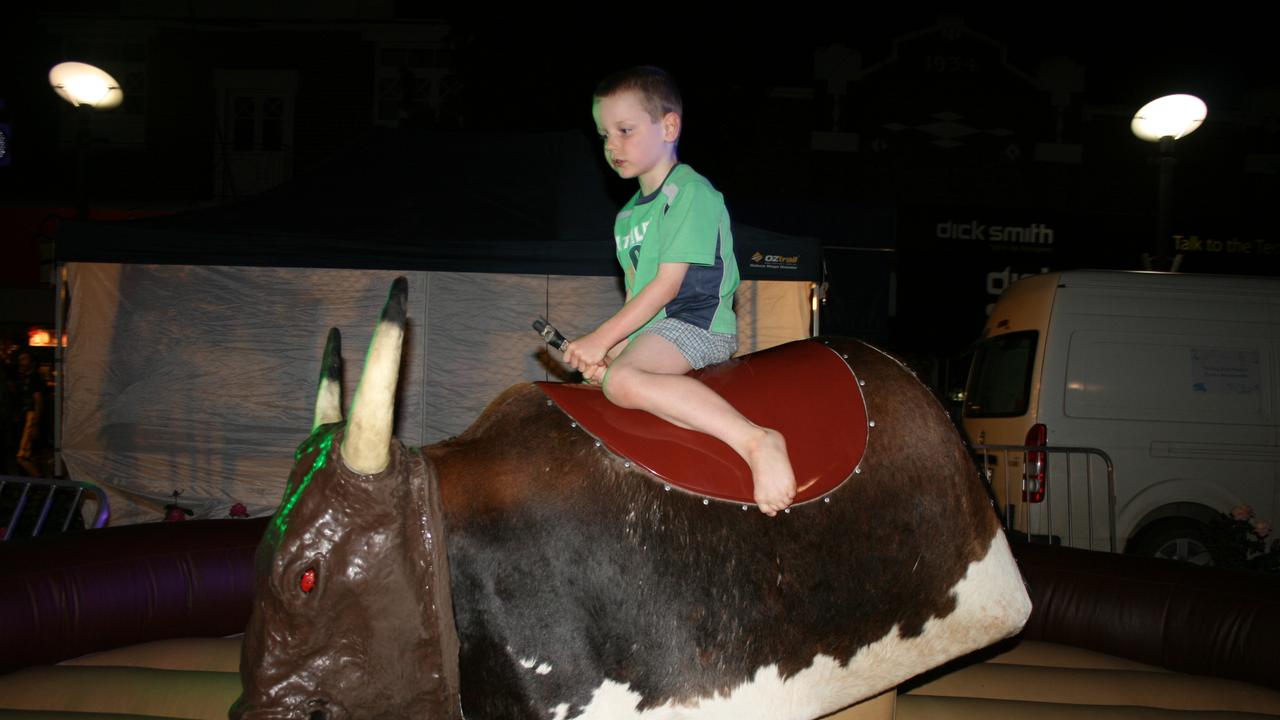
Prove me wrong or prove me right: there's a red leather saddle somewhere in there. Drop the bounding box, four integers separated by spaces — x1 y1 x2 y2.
536 339 869 507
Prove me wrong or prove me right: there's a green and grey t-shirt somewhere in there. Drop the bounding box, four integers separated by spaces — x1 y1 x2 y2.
614 164 739 337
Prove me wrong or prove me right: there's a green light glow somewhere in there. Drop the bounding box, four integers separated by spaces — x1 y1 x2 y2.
275 433 332 536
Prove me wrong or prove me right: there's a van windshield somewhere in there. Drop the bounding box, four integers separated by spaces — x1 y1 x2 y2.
964 331 1037 418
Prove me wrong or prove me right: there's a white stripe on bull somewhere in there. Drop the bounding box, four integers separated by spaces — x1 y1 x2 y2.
559 531 1027 719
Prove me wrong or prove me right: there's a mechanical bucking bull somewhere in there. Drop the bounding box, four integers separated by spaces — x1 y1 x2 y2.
232 278 1030 720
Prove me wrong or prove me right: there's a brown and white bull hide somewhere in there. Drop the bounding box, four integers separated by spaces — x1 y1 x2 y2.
232 278 1031 720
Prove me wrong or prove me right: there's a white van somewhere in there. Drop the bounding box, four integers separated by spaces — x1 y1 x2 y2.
962 270 1280 562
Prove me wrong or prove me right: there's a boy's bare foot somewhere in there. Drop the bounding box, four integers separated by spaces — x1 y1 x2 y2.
745 428 795 517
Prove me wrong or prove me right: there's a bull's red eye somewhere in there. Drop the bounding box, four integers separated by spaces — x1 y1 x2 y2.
300 567 317 594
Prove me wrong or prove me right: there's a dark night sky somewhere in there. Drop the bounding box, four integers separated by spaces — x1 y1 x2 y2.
1 9 1272 215
445 12 1273 130
2 11 1270 139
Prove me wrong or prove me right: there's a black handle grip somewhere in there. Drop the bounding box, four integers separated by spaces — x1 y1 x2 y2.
532 317 569 351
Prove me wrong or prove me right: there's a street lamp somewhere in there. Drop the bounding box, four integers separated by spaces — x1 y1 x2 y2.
49 62 124 110
1131 94 1207 271
47 62 123 481
48 62 124 220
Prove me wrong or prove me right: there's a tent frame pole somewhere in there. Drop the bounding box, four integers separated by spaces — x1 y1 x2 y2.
810 282 821 338
54 262 67 478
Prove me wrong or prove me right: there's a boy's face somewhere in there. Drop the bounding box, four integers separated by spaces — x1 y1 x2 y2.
592 90 680 193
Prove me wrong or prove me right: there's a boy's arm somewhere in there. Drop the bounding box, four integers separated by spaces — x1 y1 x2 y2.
563 262 688 372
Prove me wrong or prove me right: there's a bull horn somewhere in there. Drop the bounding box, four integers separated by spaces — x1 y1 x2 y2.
342 277 408 474
312 328 343 431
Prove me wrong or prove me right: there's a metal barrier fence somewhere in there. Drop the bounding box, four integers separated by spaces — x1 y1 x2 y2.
0 476 110 541
970 445 1117 553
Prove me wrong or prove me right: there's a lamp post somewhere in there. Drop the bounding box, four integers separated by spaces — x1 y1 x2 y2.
46 62 122 480
48 62 123 220
1131 94 1207 271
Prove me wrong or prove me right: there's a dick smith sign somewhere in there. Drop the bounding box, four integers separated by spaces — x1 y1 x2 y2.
935 219 1055 246
932 219 1055 318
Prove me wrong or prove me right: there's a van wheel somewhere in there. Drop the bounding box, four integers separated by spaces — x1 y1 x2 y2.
1128 519 1213 566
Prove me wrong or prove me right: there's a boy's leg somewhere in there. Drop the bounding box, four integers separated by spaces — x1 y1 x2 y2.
603 333 796 515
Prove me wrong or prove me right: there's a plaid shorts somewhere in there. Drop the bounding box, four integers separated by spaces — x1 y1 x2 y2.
640 317 738 369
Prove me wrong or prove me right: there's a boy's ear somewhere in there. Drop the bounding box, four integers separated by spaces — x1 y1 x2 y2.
662 112 681 143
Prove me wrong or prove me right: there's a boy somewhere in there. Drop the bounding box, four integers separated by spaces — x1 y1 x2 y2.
562 66 796 516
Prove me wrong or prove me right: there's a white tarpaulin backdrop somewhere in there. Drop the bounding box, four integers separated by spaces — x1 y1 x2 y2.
63 262 809 526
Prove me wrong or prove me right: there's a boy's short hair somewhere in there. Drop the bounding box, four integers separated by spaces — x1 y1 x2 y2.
594 66 683 123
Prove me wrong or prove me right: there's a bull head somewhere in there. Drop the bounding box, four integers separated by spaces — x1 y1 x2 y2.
232 278 461 720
